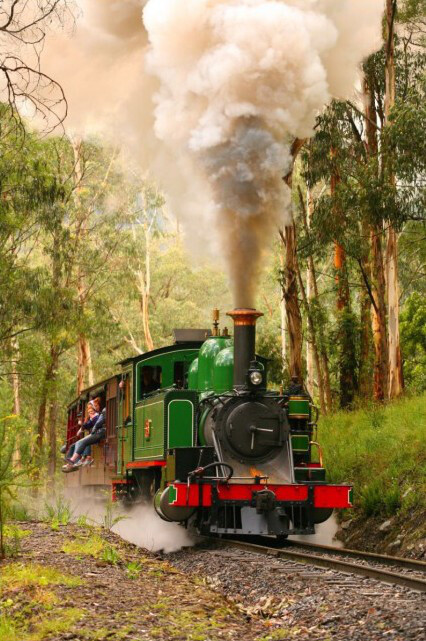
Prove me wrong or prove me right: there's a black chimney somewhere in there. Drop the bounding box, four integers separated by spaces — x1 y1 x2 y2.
227 308 263 388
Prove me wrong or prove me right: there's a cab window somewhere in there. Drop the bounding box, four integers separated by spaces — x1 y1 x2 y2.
140 366 161 398
174 361 185 388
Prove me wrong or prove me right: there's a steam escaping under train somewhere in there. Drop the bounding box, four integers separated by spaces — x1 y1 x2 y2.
65 308 352 539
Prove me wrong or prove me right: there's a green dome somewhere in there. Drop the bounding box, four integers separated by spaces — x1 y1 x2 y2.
197 337 229 392
188 358 199 390
213 346 234 393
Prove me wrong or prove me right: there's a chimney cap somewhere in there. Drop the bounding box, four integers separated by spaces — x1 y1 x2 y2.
226 308 263 326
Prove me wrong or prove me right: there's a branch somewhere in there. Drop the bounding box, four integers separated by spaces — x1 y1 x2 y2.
0 0 20 30
357 258 379 314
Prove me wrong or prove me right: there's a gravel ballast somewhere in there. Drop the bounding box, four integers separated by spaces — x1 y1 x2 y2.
166 540 426 641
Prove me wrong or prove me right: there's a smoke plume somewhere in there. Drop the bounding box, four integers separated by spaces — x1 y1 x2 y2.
143 0 383 306
42 0 383 306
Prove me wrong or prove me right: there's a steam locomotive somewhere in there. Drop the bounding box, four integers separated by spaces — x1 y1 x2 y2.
65 309 352 538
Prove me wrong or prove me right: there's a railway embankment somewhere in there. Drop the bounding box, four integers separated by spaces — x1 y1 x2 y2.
2 521 425 641
319 394 426 558
0 521 267 641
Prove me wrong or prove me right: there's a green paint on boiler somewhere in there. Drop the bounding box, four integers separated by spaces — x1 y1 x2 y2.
291 434 310 452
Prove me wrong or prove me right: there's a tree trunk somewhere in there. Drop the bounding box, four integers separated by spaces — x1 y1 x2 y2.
132 221 155 353
296 257 326 415
142 225 154 352
9 337 21 466
36 346 60 469
299 185 332 411
279 248 287 383
47 395 59 486
359 223 372 398
385 0 403 398
386 226 403 396
364 72 389 401
331 154 357 407
371 228 389 401
281 138 305 385
282 222 303 384
140 292 154 353
0 489 4 559
77 333 94 395
10 336 20 415
73 139 95 395
305 189 315 398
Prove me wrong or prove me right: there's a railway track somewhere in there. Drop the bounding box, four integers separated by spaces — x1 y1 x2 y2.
216 537 426 593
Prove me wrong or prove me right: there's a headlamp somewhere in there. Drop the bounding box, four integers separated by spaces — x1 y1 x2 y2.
249 370 263 386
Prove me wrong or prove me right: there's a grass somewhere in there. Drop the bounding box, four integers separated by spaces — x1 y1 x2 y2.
62 534 121 564
0 608 84 641
3 524 31 540
26 608 85 641
3 524 31 557
0 562 82 590
125 560 142 579
147 597 231 641
62 533 105 558
319 393 426 519
44 495 73 530
256 629 301 641
0 561 85 641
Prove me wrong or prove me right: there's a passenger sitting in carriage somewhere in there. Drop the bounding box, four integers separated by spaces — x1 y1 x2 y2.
62 400 106 473
63 399 99 464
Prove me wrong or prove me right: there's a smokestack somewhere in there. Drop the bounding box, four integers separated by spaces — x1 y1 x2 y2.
227 308 263 388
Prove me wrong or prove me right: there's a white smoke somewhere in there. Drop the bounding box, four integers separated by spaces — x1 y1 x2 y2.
143 0 383 305
65 491 194 553
41 0 383 306
112 503 194 554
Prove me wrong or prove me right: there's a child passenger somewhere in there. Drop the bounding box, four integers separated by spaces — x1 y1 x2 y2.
62 404 106 473
62 399 100 472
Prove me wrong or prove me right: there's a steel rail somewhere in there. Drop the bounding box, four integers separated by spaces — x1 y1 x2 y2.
285 539 426 573
216 539 426 593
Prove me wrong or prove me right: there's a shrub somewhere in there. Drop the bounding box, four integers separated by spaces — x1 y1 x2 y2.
44 495 73 526
319 394 426 521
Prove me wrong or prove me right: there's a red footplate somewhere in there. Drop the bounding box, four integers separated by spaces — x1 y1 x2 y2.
169 482 353 508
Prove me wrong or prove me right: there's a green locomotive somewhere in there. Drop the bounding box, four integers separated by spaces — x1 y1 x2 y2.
66 308 352 538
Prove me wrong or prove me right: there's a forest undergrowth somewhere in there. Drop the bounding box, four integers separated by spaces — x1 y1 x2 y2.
319 394 426 555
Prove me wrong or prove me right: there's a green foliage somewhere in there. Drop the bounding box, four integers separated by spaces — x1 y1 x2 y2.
0 563 82 590
2 524 30 558
0 3 424 486
360 480 401 517
0 414 31 557
44 496 73 527
319 394 426 518
62 534 120 564
62 534 105 559
76 514 91 528
101 545 120 565
400 293 426 391
102 494 127 530
125 560 143 579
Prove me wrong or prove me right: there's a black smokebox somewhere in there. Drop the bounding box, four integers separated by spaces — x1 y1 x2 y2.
227 308 263 388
